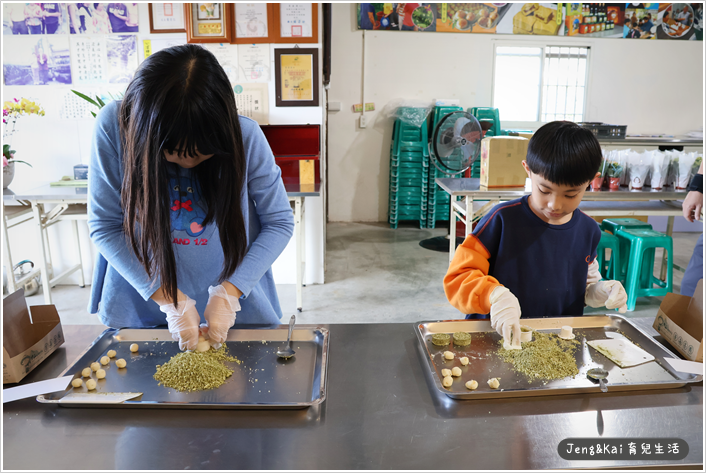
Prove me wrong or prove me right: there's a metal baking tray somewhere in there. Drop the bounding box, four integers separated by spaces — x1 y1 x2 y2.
37 326 329 409
415 315 702 400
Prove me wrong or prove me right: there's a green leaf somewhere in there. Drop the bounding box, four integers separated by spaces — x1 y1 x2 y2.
96 95 106 107
8 160 32 167
71 89 99 107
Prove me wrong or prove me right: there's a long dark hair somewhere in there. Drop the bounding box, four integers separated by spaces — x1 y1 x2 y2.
119 44 247 306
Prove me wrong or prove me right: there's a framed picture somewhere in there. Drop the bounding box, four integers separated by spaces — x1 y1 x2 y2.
272 3 319 44
274 48 319 107
196 2 221 20
185 3 233 43
148 3 186 33
233 3 275 44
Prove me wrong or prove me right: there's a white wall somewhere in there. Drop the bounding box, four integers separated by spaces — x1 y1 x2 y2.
327 3 704 222
3 3 325 292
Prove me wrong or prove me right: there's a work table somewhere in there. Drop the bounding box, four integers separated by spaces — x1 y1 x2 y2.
2 319 702 470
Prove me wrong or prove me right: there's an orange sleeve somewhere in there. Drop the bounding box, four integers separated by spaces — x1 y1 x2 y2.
443 234 501 315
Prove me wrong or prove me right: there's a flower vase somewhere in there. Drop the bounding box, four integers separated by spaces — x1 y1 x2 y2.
608 177 620 190
590 176 604 191
3 161 15 189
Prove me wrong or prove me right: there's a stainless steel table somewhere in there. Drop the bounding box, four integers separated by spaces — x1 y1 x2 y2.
3 182 320 310
2 320 702 470
436 178 687 281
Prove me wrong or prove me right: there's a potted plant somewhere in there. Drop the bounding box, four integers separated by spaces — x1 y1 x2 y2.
590 158 606 190
3 98 43 188
605 161 624 190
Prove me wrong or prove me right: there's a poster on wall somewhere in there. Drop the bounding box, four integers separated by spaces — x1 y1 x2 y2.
70 36 107 84
3 3 70 35
238 43 270 82
233 83 269 124
3 36 71 85
105 34 138 83
203 43 238 82
355 3 702 40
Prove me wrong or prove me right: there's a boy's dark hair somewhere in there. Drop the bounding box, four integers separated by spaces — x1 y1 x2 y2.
526 121 602 187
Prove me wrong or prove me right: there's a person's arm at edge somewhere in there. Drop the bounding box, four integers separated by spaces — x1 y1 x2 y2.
682 161 703 223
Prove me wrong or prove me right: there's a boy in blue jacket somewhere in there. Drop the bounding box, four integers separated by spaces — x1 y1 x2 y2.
444 121 628 348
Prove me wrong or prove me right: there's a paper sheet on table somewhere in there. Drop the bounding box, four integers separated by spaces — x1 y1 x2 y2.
663 358 704 375
2 376 73 403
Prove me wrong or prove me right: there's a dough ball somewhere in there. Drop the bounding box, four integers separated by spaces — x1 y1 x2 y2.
90 362 100 372
460 357 469 366
107 350 117 358
442 376 453 388
196 339 211 353
451 367 462 377
465 380 479 390
86 379 97 390
441 369 452 377
198 335 206 342
116 358 127 369
443 351 455 360
100 356 110 365
81 367 92 378
96 369 106 379
71 378 83 388
488 378 500 389
130 343 139 353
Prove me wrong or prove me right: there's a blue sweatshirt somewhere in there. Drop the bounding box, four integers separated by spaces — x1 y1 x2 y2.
444 195 601 318
88 101 294 327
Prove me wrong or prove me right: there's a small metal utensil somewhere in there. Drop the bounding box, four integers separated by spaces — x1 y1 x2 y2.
587 368 609 393
276 315 296 359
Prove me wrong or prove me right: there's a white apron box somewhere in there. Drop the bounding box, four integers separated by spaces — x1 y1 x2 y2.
3 288 64 384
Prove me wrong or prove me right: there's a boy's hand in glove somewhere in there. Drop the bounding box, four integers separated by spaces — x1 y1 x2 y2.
585 280 628 313
489 286 522 350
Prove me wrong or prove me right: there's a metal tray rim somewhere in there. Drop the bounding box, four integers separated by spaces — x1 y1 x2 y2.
413 315 702 400
37 325 329 409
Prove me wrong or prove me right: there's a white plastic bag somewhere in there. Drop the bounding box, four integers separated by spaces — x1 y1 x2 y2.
649 151 670 190
676 151 698 190
627 150 650 190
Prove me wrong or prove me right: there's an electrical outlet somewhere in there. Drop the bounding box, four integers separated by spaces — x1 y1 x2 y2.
359 115 367 128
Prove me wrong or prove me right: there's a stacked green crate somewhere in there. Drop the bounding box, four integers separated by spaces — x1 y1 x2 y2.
468 107 501 179
389 113 429 229
426 106 463 229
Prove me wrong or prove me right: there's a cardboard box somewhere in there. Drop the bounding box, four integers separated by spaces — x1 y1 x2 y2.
480 136 530 189
653 280 703 362
3 288 64 384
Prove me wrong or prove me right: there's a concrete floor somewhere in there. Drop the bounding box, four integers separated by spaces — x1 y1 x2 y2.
23 223 701 326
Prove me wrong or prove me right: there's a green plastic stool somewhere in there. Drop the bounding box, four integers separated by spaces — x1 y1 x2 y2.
601 218 652 283
615 228 673 312
468 107 501 136
597 231 620 280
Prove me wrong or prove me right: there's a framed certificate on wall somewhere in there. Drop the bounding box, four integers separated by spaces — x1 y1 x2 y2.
148 3 186 33
274 48 319 107
185 3 234 43
272 3 319 43
233 3 274 44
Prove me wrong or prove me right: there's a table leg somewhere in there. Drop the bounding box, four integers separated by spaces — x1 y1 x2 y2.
294 197 303 312
32 203 52 304
660 215 674 281
72 220 85 287
3 213 16 294
449 195 457 264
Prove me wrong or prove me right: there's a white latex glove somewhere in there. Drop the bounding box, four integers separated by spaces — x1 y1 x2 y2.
585 280 628 313
203 284 241 349
586 258 602 285
159 295 200 351
489 286 522 350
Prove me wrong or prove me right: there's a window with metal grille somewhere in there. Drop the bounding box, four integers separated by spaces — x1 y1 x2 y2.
492 44 590 125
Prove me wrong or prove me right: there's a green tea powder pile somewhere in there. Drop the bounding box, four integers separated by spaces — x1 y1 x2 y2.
498 332 579 381
154 345 241 392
